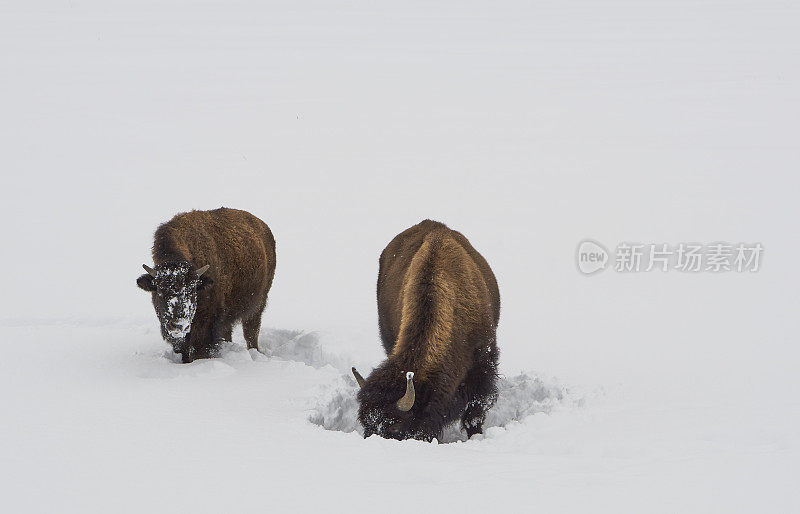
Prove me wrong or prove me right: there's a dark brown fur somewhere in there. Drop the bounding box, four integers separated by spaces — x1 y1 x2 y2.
357 219 500 441
137 208 276 362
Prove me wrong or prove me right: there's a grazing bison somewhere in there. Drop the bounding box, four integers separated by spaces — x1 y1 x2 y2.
353 219 500 441
136 208 276 363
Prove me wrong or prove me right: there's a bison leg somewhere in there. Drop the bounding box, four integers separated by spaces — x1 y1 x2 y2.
460 344 500 438
461 397 493 438
222 326 233 343
242 307 264 351
180 347 195 364
182 316 223 361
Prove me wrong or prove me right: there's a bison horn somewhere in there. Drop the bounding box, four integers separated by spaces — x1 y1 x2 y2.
142 264 156 277
396 372 415 412
352 367 366 388
195 264 210 277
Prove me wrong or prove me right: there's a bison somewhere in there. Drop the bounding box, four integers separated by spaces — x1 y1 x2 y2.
136 207 276 363
352 219 500 441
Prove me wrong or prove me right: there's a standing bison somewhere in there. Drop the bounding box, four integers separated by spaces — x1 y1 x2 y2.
136 208 276 363
353 220 500 441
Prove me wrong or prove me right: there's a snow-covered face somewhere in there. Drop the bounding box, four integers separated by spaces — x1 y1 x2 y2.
358 400 413 440
137 262 209 346
356 370 427 441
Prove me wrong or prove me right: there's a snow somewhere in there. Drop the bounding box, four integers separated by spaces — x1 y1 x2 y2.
1 321 797 513
2 0 799 512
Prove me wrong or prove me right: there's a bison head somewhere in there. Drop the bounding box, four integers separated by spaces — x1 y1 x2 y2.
353 365 434 441
136 262 213 350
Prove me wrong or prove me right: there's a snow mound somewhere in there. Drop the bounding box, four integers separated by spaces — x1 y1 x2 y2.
257 328 357 373
251 327 579 443
309 371 577 443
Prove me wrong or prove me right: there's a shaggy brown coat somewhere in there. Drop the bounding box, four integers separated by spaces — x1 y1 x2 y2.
357 219 500 440
138 207 276 362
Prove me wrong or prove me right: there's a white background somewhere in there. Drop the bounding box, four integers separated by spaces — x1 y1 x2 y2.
1 1 798 512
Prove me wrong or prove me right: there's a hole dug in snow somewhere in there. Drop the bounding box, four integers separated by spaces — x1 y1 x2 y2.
235 328 578 443
309 372 575 443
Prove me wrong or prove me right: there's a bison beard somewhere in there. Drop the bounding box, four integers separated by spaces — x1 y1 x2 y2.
354 220 501 441
137 208 276 363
